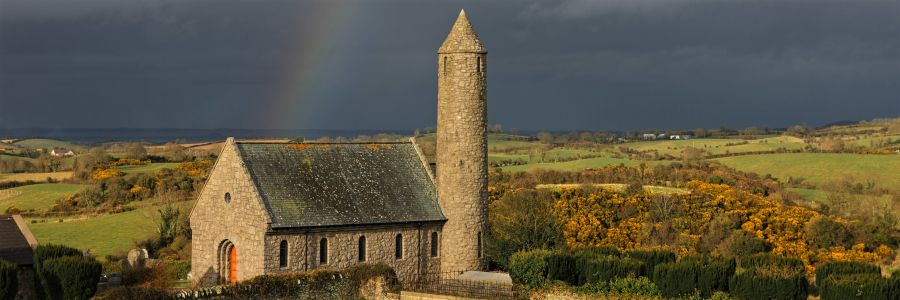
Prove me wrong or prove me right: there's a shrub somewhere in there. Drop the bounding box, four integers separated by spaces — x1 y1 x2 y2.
815 260 880 286
571 276 661 297
716 230 769 258
0 259 16 300
33 244 82 273
576 255 644 285
738 253 804 270
730 265 808 300
819 273 898 300
805 216 851 249
574 245 621 258
508 249 552 289
625 249 676 275
94 286 172 300
39 256 102 300
652 255 735 298
343 263 400 294
546 252 578 285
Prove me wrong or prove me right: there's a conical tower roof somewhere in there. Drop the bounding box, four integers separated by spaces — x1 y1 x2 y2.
438 10 487 54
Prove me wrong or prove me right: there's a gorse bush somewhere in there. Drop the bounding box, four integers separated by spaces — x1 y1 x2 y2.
815 260 881 286
508 249 552 289
39 256 102 300
624 249 676 275
0 259 16 300
575 255 644 285
652 255 735 298
819 273 899 300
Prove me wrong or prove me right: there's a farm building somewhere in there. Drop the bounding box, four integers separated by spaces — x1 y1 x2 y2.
190 10 488 286
49 148 75 156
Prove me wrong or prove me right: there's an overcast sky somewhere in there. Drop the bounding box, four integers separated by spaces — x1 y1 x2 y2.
1 0 898 131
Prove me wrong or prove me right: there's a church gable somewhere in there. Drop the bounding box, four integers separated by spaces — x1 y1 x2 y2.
235 141 445 229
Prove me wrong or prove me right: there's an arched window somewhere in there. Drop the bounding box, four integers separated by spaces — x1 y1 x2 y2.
476 56 481 73
394 234 403 259
430 232 439 257
319 238 328 264
477 232 482 258
358 236 366 262
224 192 231 203
279 240 288 268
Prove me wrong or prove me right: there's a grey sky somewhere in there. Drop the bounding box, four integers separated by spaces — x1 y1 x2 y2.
1 0 898 131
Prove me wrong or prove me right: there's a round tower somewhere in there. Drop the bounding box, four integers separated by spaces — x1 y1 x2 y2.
436 9 488 272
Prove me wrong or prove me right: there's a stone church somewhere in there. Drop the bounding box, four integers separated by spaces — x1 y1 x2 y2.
190 10 489 286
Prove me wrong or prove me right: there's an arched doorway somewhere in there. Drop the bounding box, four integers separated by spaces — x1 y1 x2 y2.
218 240 237 284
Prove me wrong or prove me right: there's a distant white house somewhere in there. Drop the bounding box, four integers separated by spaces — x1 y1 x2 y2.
50 148 75 156
642 133 658 140
670 135 691 140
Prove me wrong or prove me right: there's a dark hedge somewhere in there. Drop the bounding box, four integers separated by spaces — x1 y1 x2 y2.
39 256 102 300
819 273 899 300
0 259 16 300
652 255 735 298
815 260 881 286
575 255 644 285
546 252 578 285
508 249 552 289
730 266 808 300
624 249 676 276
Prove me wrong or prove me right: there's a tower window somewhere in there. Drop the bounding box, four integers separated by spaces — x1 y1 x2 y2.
319 238 328 264
279 240 288 268
395 234 403 259
430 232 439 257
224 192 231 203
358 235 367 262
476 56 481 73
477 232 482 258
443 56 449 75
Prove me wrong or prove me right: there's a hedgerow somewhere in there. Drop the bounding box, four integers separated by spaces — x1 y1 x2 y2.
624 249 676 275
0 259 16 300
575 255 644 285
39 256 102 300
819 273 899 300
508 249 553 289
651 255 734 298
815 260 881 285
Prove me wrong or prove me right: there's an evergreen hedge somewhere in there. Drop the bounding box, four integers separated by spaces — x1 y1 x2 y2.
652 255 735 298
546 252 578 285
730 265 808 300
0 259 16 300
819 273 899 300
33 244 82 275
815 260 881 286
39 256 102 300
508 249 553 289
738 253 804 270
575 255 644 285
573 246 621 258
624 249 676 276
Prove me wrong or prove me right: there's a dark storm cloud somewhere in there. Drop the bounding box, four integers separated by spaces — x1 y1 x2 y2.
1 0 898 131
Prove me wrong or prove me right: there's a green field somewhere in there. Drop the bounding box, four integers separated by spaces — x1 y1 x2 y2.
501 155 650 172
0 171 73 183
28 201 193 259
0 183 83 212
13 138 82 150
715 153 900 190
115 163 181 174
625 136 809 157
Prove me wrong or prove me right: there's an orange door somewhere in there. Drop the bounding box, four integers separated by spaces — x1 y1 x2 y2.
229 247 237 284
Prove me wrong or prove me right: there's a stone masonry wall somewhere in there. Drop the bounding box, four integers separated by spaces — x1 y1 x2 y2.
436 49 488 272
190 138 271 287
263 223 443 278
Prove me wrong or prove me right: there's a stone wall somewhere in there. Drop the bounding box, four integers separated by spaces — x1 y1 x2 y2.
263 223 443 278
190 138 271 287
436 28 489 272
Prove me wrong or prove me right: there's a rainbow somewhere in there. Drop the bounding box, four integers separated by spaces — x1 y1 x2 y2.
266 2 357 130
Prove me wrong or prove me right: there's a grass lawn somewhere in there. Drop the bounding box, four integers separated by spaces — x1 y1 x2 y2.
115 163 181 174
0 183 83 212
715 153 900 190
28 200 194 259
501 155 651 172
537 183 688 195
0 171 73 183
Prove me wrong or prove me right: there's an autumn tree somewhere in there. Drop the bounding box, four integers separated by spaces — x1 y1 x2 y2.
486 189 562 267
124 142 147 160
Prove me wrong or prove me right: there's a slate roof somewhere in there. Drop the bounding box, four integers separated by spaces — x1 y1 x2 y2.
0 215 34 266
235 142 446 229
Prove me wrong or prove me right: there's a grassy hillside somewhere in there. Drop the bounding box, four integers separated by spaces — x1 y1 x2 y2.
0 172 73 183
114 163 181 174
537 183 688 195
625 136 809 157
13 138 81 150
715 153 900 190
28 200 193 259
501 155 649 172
0 183 83 212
